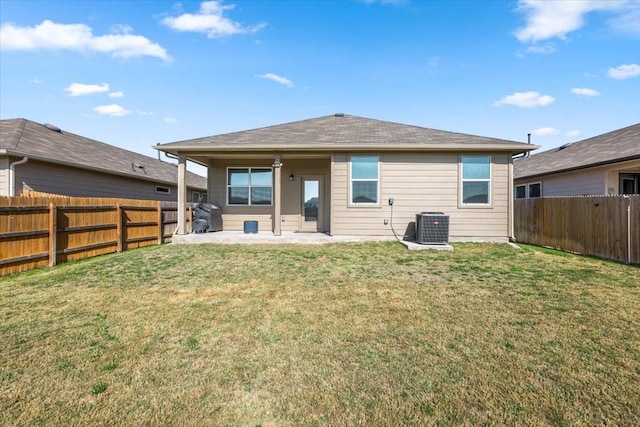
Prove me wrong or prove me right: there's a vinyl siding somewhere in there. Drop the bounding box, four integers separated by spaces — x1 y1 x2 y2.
12 159 198 201
0 156 8 196
515 159 640 196
330 153 511 240
209 158 331 232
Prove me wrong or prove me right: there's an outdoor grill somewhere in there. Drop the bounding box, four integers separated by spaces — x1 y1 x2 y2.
192 203 222 233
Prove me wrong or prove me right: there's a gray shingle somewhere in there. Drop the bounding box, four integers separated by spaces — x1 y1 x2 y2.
1 118 207 189
514 123 640 179
158 114 533 150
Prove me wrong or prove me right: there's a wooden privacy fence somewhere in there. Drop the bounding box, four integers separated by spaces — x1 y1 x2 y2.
514 195 640 265
1 194 194 276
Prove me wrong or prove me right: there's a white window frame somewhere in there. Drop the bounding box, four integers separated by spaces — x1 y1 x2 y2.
226 167 273 206
460 155 492 206
349 155 380 206
515 185 526 199
527 182 542 198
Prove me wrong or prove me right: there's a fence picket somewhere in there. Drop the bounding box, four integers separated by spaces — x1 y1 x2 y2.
1 192 196 276
515 195 639 264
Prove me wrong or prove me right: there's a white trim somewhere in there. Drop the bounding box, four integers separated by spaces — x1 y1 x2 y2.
460 155 492 207
527 181 542 198
348 155 380 206
226 166 274 206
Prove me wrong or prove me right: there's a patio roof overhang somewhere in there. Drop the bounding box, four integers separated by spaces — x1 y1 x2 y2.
155 143 540 167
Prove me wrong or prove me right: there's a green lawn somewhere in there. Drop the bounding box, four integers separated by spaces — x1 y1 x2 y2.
1 242 639 426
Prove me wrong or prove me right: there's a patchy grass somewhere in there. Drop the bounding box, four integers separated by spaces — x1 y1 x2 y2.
1 242 639 426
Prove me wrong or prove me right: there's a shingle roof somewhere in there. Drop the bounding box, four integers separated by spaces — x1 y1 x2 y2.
514 123 640 179
157 114 536 153
0 118 207 189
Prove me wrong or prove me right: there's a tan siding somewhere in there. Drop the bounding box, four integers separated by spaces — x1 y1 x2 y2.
12 159 196 201
331 153 511 239
0 156 8 196
209 158 331 232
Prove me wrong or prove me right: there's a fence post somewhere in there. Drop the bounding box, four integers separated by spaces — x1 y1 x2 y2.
188 206 193 233
116 203 123 252
157 201 163 245
48 202 57 267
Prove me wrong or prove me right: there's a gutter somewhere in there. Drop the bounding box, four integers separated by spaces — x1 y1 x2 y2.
4 150 206 191
9 156 29 196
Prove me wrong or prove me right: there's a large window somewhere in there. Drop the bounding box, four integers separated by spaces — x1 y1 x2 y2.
350 156 379 204
461 156 491 205
227 168 272 205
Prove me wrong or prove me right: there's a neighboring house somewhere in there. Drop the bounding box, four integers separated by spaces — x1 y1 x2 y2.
0 118 207 201
514 123 640 198
156 114 537 241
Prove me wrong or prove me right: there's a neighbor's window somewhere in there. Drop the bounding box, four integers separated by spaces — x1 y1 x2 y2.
350 156 379 204
155 186 170 194
461 156 491 205
528 183 542 198
227 168 272 205
515 185 526 199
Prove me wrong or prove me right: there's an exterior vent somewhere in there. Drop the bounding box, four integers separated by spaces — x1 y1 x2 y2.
44 123 62 133
334 113 345 117
415 212 449 244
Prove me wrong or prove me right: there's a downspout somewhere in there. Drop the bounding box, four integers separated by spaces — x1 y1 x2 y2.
9 156 29 196
508 155 515 242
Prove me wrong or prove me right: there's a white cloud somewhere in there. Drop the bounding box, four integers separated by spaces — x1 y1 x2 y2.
65 82 110 96
566 130 581 138
0 20 170 61
137 110 153 116
94 104 131 117
31 78 42 84
514 0 627 43
258 73 294 88
607 63 640 79
525 44 556 54
571 87 600 96
493 91 555 108
108 91 124 98
164 116 177 123
161 1 266 38
532 127 559 136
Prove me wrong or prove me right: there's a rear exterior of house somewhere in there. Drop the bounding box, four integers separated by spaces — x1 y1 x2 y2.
514 123 640 198
0 118 207 200
157 114 537 241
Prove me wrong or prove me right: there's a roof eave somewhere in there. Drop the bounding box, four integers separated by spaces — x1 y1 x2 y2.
156 143 540 156
514 154 640 180
2 149 207 190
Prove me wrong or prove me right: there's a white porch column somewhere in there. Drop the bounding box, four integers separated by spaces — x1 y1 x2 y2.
177 156 187 235
273 155 282 236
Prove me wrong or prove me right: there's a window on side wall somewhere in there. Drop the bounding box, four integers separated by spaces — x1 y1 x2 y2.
350 156 379 205
227 168 273 206
515 185 526 199
461 156 491 205
528 182 542 198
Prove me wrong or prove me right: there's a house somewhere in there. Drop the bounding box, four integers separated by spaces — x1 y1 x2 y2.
155 114 538 241
514 123 640 198
0 118 207 201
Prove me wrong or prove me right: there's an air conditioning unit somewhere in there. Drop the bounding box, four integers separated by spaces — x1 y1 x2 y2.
415 212 449 244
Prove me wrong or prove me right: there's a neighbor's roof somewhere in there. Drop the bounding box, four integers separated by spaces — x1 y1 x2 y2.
514 123 640 180
0 118 207 189
156 114 537 156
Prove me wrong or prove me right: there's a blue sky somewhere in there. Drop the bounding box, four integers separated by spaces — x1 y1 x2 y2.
1 0 638 176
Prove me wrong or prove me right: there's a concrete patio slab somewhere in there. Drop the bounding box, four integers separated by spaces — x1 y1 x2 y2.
171 231 454 251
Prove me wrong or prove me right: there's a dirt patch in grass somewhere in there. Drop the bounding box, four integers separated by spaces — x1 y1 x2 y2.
1 242 639 426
